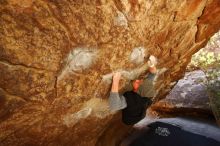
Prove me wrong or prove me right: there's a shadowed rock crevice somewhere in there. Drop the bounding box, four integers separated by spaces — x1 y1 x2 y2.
0 59 53 72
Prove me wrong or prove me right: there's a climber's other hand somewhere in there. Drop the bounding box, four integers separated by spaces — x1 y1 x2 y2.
112 72 121 83
148 55 157 67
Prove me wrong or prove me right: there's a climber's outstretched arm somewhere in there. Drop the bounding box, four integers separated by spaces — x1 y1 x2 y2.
108 72 127 112
148 55 157 74
149 65 157 74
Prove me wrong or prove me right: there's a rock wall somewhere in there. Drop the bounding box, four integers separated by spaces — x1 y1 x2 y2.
151 70 212 117
0 0 220 145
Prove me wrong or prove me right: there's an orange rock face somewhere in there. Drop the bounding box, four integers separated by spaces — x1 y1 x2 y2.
0 0 220 145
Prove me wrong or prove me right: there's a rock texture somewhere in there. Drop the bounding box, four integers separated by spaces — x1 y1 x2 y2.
0 0 220 145
151 70 212 117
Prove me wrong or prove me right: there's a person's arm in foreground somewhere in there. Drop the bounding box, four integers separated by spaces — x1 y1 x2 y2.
108 72 127 112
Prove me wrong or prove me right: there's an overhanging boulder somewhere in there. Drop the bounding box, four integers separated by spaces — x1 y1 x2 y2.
0 0 220 145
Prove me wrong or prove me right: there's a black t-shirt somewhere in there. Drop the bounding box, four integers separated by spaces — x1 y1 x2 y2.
122 91 152 125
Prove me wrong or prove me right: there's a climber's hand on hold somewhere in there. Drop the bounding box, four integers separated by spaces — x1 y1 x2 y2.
148 55 157 74
111 72 121 93
148 55 157 66
113 72 121 83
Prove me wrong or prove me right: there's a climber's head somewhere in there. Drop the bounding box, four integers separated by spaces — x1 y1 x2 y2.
132 79 143 92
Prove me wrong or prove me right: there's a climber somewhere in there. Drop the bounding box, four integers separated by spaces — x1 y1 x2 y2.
108 56 157 125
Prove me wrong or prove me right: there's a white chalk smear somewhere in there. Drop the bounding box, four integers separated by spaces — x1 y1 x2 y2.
58 47 98 80
63 98 110 127
102 62 155 84
130 47 145 64
114 11 128 27
84 98 109 118
63 107 92 127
